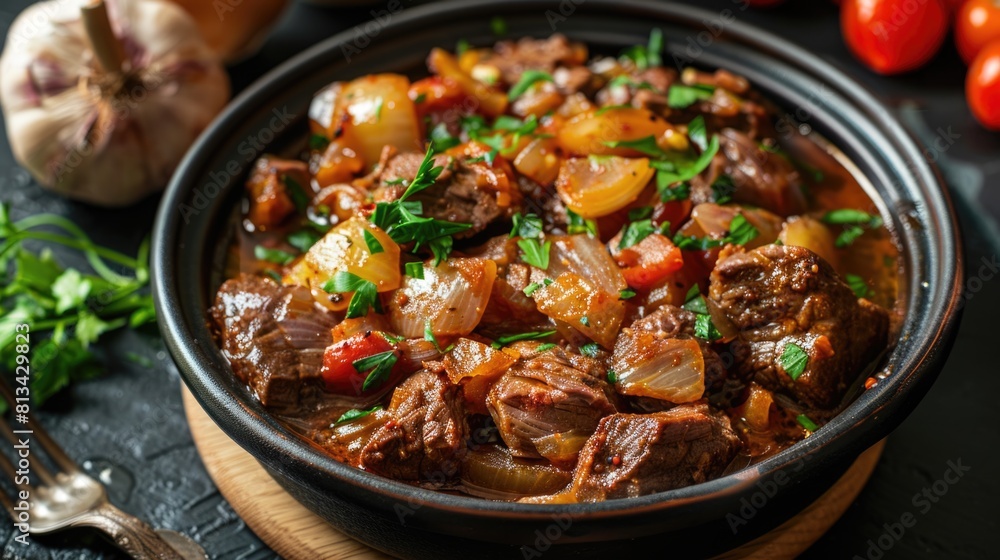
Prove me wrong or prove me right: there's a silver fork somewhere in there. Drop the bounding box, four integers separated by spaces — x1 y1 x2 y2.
0 379 207 559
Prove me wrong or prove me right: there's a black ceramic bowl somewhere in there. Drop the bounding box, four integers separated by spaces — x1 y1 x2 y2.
152 1 964 557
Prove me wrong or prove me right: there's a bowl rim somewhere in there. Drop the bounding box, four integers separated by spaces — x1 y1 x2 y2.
152 0 965 521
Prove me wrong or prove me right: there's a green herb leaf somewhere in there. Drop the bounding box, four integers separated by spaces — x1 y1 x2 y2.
567 209 598 236
618 219 656 249
536 343 557 352
603 135 668 158
845 274 872 298
821 209 882 227
711 175 736 204
491 330 557 349
336 405 383 425
254 245 296 265
282 174 311 212
424 319 443 352
682 285 709 315
363 230 384 254
309 134 330 151
51 269 92 315
456 39 471 56
508 70 554 100
688 115 708 151
288 230 321 253
490 16 507 36
607 75 657 91
607 369 619 384
511 213 544 239
323 271 380 319
658 182 691 202
780 342 809 380
726 214 759 246
429 123 461 152
619 289 637 300
835 225 865 248
353 350 398 391
405 261 425 279
694 314 722 341
580 342 600 358
796 414 819 432
523 282 544 297
580 316 591 327
518 238 551 269
652 134 719 186
595 104 633 116
667 84 715 109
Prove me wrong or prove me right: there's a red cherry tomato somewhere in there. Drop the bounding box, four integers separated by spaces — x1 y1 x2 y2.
840 0 949 74
967 40 1000 129
956 0 1000 64
321 331 401 396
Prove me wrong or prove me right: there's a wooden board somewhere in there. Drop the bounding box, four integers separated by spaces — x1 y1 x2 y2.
182 387 884 560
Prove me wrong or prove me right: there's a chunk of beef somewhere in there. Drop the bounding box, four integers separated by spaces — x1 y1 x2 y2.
596 67 677 112
709 244 890 409
487 346 616 466
211 274 333 411
376 151 519 237
487 34 588 86
718 128 805 216
568 404 741 500
360 370 467 481
245 156 311 230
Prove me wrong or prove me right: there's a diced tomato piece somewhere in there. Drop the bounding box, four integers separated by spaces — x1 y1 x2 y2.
246 156 311 230
653 198 693 235
321 332 400 396
409 76 471 116
611 233 685 291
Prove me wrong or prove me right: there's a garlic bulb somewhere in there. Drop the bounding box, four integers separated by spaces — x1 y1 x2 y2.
167 0 289 63
0 0 230 206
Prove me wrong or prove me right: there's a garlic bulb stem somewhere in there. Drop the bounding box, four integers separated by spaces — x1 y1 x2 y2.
80 0 125 73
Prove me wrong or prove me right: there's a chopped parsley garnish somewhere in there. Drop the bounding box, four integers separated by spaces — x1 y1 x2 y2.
672 213 759 250
618 219 656 249
287 229 321 253
374 97 384 122
369 147 472 265
651 134 720 187
845 274 872 298
711 175 737 204
659 182 691 202
620 28 663 70
580 316 591 327
780 343 809 380
607 369 619 384
619 289 637 300
523 282 543 296
309 134 330 151
413 92 427 104
456 38 470 56
254 245 296 265
508 70 554 100
363 230 384 254
567 209 598 236
580 342 601 358
682 285 709 315
518 238 551 269
608 75 656 91
536 343 557 352
694 313 722 341
353 350 398 391
595 104 633 116
461 114 489 136
491 330 557 349
603 135 669 158
796 414 819 432
424 319 443 352
405 261 425 279
323 271 381 319
821 209 883 249
490 16 507 36
687 116 708 151
667 84 716 109
429 122 461 152
466 149 498 166
511 213 544 239
835 226 865 248
282 174 311 212
335 405 382 425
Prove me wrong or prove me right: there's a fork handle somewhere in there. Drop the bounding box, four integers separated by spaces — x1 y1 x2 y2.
77 502 186 559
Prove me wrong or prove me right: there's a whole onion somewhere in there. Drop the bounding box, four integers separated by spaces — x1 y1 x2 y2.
0 0 230 206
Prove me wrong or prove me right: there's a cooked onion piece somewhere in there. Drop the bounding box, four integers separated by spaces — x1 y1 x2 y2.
444 338 517 414
610 334 705 403
689 203 783 248
534 273 625 348
461 445 572 500
547 235 628 295
338 74 422 170
387 258 497 338
556 156 654 218
285 217 401 303
513 137 562 186
556 108 669 157
779 216 840 270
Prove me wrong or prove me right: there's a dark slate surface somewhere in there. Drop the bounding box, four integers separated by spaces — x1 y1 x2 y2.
0 0 997 558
